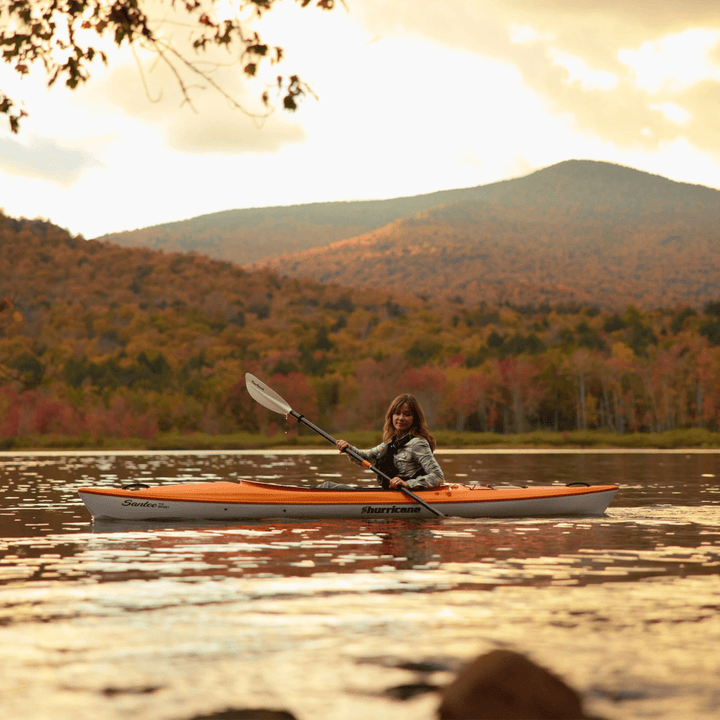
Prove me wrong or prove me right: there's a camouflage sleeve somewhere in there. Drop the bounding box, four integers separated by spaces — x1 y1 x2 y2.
405 438 444 490
345 442 386 466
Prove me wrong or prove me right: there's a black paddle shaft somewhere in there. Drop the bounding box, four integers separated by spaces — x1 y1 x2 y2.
288 410 446 518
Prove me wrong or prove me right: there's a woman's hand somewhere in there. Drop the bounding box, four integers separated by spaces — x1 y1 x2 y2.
336 439 349 453
389 477 409 489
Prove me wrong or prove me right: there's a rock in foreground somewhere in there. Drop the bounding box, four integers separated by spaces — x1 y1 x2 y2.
438 649 589 719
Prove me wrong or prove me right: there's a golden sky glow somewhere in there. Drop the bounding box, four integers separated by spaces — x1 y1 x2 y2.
1 0 719 238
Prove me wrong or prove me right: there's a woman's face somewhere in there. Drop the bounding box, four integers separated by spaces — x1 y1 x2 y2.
392 402 414 435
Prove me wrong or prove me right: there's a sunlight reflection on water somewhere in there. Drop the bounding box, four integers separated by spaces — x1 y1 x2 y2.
0 450 719 720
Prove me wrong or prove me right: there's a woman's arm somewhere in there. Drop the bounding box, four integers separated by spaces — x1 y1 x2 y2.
397 438 444 490
336 439 385 465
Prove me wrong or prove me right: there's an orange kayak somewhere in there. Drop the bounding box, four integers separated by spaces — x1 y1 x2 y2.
78 479 618 521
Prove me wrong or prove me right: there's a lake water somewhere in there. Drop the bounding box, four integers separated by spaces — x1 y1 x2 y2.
1 449 719 720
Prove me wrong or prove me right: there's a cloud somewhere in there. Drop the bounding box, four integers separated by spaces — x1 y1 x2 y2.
676 79 720 152
350 0 720 156
0 135 104 187
87 58 307 154
68 2 309 155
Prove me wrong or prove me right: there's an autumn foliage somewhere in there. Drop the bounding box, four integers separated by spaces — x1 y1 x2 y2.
3 210 720 444
105 160 720 311
265 161 720 310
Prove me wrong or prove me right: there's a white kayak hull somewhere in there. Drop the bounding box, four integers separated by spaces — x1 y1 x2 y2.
78 480 619 521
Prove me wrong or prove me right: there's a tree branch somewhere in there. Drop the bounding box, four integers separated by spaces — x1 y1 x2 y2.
0 0 337 132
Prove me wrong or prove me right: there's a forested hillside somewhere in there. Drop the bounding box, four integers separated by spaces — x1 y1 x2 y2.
3 211 720 445
266 161 720 310
99 160 720 310
98 188 490 265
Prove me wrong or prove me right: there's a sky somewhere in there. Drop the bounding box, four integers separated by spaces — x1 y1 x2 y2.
1 0 720 239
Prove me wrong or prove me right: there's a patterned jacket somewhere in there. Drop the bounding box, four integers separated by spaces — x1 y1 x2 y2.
347 436 444 490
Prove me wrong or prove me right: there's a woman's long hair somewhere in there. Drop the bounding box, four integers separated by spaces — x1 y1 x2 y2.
382 394 436 451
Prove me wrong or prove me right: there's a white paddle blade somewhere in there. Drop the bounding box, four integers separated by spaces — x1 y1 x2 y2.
245 373 292 415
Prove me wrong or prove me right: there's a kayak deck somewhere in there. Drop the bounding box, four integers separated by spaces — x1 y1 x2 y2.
78 479 619 520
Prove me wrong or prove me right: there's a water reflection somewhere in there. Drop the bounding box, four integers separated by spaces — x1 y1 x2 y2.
2 512 718 594
0 450 719 720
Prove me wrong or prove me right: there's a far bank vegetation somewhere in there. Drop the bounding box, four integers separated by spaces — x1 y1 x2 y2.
3 214 720 448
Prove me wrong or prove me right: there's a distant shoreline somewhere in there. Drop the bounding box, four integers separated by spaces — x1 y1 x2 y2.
2 428 720 452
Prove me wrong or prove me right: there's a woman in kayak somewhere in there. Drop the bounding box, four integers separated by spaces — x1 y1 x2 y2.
326 393 444 491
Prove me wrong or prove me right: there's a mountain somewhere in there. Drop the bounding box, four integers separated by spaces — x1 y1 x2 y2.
97 186 494 265
98 160 720 310
262 160 720 309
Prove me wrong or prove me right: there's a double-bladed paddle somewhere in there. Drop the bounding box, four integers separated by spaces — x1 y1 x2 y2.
245 372 445 517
